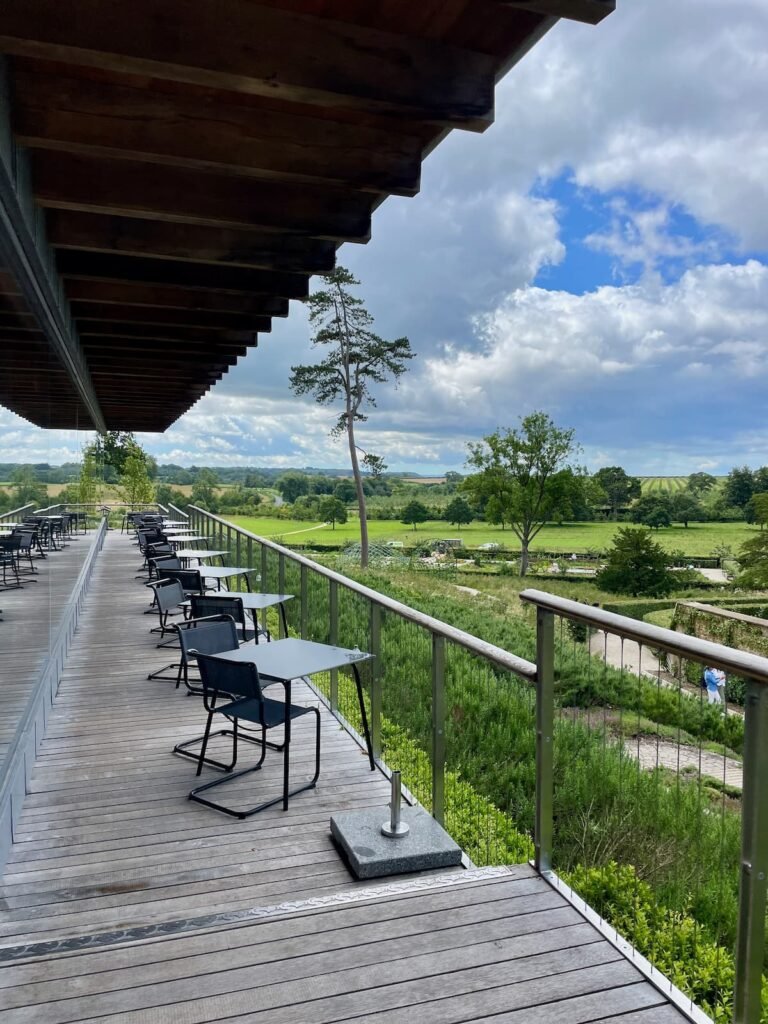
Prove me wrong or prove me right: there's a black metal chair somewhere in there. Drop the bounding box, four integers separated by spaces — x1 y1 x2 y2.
147 551 180 581
188 651 321 819
145 578 185 644
189 593 260 644
156 567 207 598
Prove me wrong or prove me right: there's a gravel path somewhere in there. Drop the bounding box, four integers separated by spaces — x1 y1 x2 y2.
627 736 743 789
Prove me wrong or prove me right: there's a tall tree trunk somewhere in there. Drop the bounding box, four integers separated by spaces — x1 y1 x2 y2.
519 539 529 577
347 421 369 567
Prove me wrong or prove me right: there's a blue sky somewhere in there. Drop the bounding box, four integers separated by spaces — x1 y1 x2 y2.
2 0 767 475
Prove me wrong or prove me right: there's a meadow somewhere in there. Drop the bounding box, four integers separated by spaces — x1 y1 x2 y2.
227 514 756 557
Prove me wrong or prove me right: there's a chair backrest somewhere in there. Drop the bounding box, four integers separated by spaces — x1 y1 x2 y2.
147 577 184 615
176 615 239 665
147 543 174 557
189 594 247 637
155 567 205 595
193 651 263 703
151 554 181 572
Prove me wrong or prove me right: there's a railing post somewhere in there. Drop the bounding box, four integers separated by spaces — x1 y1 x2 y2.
261 543 269 634
329 579 338 712
278 553 286 637
300 564 308 639
431 634 446 825
733 679 768 1024
535 607 555 874
369 603 382 761
247 536 253 580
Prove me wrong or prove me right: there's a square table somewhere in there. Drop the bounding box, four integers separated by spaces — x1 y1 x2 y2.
167 535 209 549
181 591 292 639
216 638 376 799
176 548 229 566
198 565 256 591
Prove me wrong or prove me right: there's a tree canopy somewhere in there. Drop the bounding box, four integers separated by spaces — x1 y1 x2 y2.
319 496 348 529
597 527 677 597
630 493 673 529
464 411 579 575
401 500 429 529
594 466 641 520
444 496 473 529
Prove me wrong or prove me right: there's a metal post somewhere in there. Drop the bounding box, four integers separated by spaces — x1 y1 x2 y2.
733 679 768 1024
431 634 446 825
535 608 555 873
236 529 241 572
369 603 382 761
381 771 409 838
329 579 338 712
261 544 268 634
247 536 253 579
300 564 308 640
278 553 286 637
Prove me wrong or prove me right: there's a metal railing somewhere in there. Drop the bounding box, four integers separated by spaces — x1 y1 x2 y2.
168 502 189 521
0 502 35 523
188 506 768 1024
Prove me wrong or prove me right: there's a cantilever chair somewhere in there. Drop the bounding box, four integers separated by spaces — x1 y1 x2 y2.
187 651 320 819
189 593 261 644
145 577 186 645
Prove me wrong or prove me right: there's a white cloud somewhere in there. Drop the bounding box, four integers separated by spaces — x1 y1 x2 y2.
413 260 768 426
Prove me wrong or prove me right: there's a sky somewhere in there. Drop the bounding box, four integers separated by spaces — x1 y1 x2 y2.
2 0 767 475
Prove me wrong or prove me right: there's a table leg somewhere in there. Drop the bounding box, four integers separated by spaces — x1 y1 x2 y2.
283 679 291 810
352 664 375 771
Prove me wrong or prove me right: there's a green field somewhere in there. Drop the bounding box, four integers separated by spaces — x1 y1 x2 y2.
639 476 689 494
226 515 756 557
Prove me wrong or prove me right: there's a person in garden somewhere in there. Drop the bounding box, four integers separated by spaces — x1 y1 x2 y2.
703 666 726 706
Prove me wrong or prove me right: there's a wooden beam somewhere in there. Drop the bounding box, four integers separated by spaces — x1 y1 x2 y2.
500 0 615 25
71 301 270 332
0 1 496 129
56 251 310 299
14 67 423 196
77 322 256 344
46 212 337 273
0 59 105 431
64 279 289 317
32 150 372 241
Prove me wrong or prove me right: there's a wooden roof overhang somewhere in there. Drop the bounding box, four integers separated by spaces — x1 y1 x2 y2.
0 0 614 433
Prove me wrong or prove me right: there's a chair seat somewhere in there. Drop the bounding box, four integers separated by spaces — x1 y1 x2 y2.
213 695 312 729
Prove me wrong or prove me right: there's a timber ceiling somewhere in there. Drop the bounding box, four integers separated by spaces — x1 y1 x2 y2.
0 0 614 432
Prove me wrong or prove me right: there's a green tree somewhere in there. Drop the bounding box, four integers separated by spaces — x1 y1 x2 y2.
11 465 47 508
725 466 754 508
290 266 414 568
736 532 768 587
597 527 677 597
687 472 717 497
443 496 473 529
333 479 357 504
119 454 155 507
276 471 309 504
630 493 673 529
91 431 145 475
464 412 579 576
401 500 429 530
594 466 641 520
670 492 703 528
77 448 101 505
319 496 348 529
745 492 768 529
190 468 219 511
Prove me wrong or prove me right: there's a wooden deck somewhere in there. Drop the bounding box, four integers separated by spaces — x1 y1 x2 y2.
0 533 693 1023
0 528 97 767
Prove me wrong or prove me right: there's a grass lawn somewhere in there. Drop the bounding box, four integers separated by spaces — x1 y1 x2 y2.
225 515 757 557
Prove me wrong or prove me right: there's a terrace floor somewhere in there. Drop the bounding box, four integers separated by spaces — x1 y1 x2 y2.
0 532 692 1023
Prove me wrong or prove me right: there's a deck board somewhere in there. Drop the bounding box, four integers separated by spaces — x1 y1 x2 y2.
0 532 692 1023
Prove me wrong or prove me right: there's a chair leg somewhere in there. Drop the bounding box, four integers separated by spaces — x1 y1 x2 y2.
195 712 215 777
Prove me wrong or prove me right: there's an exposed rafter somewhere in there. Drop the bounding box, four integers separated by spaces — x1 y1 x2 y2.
0 0 497 129
500 0 615 25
